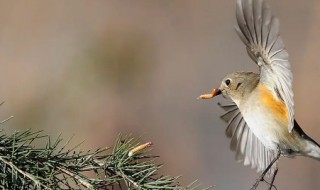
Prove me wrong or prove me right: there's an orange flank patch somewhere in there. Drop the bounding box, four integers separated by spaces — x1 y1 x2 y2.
258 84 289 125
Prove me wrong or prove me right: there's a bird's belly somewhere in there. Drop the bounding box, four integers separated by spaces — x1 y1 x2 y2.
239 83 293 151
241 106 284 150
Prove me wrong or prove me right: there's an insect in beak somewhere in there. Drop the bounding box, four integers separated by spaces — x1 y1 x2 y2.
197 88 221 99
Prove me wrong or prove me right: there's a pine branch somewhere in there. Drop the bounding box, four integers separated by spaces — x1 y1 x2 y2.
0 124 213 189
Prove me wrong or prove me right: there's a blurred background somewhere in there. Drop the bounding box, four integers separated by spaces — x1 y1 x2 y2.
0 0 319 189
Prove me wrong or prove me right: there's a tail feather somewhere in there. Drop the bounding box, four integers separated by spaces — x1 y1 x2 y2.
305 140 320 161
294 120 320 160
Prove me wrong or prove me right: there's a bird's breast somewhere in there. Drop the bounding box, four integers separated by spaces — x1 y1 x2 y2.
239 83 291 150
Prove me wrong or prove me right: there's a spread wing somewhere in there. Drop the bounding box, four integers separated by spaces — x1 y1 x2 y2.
235 0 294 132
218 102 277 174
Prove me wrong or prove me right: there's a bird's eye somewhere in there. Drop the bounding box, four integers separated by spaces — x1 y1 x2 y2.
225 79 231 86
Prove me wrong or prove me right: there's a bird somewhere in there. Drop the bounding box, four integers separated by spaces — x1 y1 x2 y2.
198 0 320 188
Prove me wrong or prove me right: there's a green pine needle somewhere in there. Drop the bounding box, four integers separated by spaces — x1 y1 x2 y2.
0 127 213 189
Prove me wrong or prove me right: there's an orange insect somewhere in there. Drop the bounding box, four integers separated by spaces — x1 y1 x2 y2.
128 142 152 157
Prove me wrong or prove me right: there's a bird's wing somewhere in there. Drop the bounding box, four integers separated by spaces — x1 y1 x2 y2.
218 102 277 174
235 0 294 132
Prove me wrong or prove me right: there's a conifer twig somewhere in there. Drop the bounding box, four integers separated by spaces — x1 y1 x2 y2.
0 124 213 189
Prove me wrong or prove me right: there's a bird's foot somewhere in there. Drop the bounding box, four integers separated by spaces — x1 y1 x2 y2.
250 176 264 190
250 172 278 190
250 147 281 190
267 167 278 190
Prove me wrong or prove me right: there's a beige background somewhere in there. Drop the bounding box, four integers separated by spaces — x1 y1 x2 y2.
0 0 319 189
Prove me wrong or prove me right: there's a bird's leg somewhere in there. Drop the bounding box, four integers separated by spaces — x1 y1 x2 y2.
268 167 278 190
250 147 281 190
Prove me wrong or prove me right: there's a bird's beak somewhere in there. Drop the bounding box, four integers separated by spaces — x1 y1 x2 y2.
197 88 222 99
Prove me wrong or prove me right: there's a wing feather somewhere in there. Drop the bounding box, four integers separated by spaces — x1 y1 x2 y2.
218 102 277 174
235 0 294 131
253 0 263 46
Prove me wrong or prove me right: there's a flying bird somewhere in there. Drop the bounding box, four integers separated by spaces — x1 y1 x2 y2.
198 0 320 188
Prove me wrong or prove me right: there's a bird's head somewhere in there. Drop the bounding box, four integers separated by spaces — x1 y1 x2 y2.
198 72 259 105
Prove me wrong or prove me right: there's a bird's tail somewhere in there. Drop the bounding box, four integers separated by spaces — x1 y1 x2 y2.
304 139 320 161
293 120 320 160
